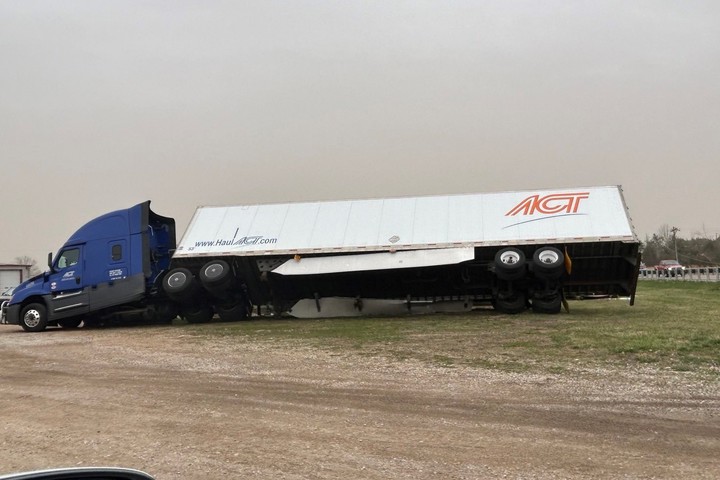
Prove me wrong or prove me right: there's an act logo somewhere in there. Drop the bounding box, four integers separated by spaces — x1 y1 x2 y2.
506 192 590 217
61 271 76 280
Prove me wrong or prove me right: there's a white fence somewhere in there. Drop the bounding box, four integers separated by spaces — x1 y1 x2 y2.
639 267 720 282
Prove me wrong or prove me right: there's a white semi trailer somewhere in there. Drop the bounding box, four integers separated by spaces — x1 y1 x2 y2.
164 185 641 320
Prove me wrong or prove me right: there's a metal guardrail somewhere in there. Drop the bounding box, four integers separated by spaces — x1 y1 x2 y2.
639 267 720 282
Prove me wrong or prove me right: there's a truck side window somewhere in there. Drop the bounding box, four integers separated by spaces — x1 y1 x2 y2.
112 244 122 261
57 248 80 269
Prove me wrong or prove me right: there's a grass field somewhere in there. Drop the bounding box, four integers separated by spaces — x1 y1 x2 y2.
186 281 720 374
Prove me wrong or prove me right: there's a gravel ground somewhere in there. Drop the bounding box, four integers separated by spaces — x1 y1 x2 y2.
1 325 718 479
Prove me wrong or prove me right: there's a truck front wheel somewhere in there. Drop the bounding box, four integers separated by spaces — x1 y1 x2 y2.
20 303 48 332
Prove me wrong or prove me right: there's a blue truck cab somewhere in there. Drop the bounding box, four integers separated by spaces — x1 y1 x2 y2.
1 202 176 331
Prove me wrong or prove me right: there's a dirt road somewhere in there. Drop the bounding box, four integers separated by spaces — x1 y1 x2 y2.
1 325 718 479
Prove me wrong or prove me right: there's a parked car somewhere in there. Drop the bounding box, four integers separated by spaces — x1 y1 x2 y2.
656 259 684 277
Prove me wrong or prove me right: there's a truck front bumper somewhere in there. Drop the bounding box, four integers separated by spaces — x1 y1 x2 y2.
1 301 20 325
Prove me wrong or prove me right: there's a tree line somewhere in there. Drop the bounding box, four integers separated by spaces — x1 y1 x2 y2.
641 225 720 267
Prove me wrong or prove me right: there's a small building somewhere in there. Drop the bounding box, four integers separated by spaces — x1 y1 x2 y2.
0 264 32 297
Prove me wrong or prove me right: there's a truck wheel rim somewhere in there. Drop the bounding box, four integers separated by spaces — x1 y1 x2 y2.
204 264 224 280
167 272 187 287
23 309 41 328
537 249 560 264
499 251 521 265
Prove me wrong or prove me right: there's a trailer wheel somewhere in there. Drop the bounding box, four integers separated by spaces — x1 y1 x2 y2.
216 302 249 322
531 295 562 314
199 260 233 288
163 268 199 301
494 292 527 314
494 248 527 280
532 247 564 279
20 303 48 332
182 304 214 323
58 318 82 329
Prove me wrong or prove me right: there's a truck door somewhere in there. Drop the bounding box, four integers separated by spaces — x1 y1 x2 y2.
48 245 89 318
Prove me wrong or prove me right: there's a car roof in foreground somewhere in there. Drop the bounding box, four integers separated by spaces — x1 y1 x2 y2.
0 467 155 480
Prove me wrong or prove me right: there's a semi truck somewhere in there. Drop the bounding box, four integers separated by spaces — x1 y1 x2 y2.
1 186 641 331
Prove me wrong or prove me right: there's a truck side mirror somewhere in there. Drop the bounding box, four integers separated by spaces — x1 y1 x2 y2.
47 252 54 272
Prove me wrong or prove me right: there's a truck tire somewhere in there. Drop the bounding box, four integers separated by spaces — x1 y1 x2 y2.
199 260 233 288
20 303 49 332
216 302 249 322
494 248 527 280
163 268 200 302
142 302 178 324
182 304 214 324
83 315 102 328
532 247 564 279
531 295 562 314
494 291 527 314
58 318 82 329
155 302 179 323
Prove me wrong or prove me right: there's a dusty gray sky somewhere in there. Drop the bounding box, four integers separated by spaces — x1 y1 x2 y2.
1 0 718 266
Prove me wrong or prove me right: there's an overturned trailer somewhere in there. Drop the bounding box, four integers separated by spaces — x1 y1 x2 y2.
2 185 641 331
166 185 641 319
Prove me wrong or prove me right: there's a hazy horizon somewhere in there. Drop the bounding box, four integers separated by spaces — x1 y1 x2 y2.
2 1 718 266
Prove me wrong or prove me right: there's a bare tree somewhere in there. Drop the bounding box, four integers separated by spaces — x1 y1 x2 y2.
14 256 41 276
656 224 671 245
